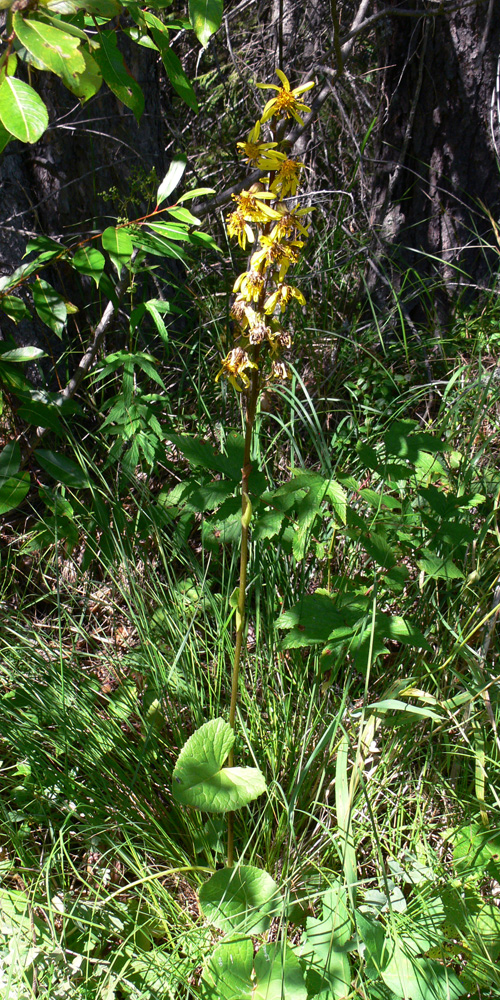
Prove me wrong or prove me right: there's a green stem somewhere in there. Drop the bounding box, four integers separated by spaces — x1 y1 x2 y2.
227 363 261 868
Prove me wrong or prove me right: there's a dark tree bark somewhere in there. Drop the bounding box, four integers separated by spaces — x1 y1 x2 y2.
370 0 500 322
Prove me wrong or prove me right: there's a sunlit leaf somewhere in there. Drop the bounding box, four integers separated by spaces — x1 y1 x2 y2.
188 0 223 47
156 153 187 205
0 77 48 143
172 717 266 813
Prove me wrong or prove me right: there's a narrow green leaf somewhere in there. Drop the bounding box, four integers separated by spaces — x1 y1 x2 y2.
0 346 44 361
154 37 198 111
177 186 215 202
172 717 266 813
156 153 187 205
189 0 223 47
93 30 144 120
32 279 67 336
0 77 48 143
166 205 199 224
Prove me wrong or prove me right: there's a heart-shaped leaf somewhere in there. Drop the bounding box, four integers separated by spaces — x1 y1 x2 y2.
172 718 266 813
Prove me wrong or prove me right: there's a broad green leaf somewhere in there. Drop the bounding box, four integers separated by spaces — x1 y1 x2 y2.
17 400 63 434
452 822 500 878
12 13 86 80
0 121 11 154
189 0 223 47
62 46 102 100
32 279 67 336
0 295 31 322
355 910 389 979
381 938 464 1000
172 717 266 813
301 883 352 1000
93 30 144 120
35 449 89 488
0 77 48 143
199 865 281 934
71 246 105 284
201 936 253 1000
417 551 464 581
101 226 133 274
0 472 30 514
164 431 243 480
156 153 187 205
252 509 284 541
0 345 43 361
254 943 307 1000
0 441 21 483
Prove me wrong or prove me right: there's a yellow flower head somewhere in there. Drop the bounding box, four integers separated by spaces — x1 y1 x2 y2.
215 347 258 391
236 120 279 165
226 209 255 250
271 205 313 241
264 284 306 314
250 234 304 282
233 269 266 302
232 190 282 224
257 69 314 126
270 157 305 198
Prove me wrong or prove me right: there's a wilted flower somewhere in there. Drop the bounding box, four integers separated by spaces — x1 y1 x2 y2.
269 360 289 381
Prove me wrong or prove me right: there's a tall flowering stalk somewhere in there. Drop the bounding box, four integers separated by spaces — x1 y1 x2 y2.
217 70 315 866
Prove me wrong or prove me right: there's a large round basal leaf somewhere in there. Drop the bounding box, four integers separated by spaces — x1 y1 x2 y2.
254 942 307 1000
0 472 30 514
201 935 253 1000
172 717 266 813
34 449 89 488
0 77 48 143
381 939 465 1000
199 865 281 935
188 0 223 47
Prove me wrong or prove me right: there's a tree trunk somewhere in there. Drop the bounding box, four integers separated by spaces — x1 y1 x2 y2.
370 0 500 324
